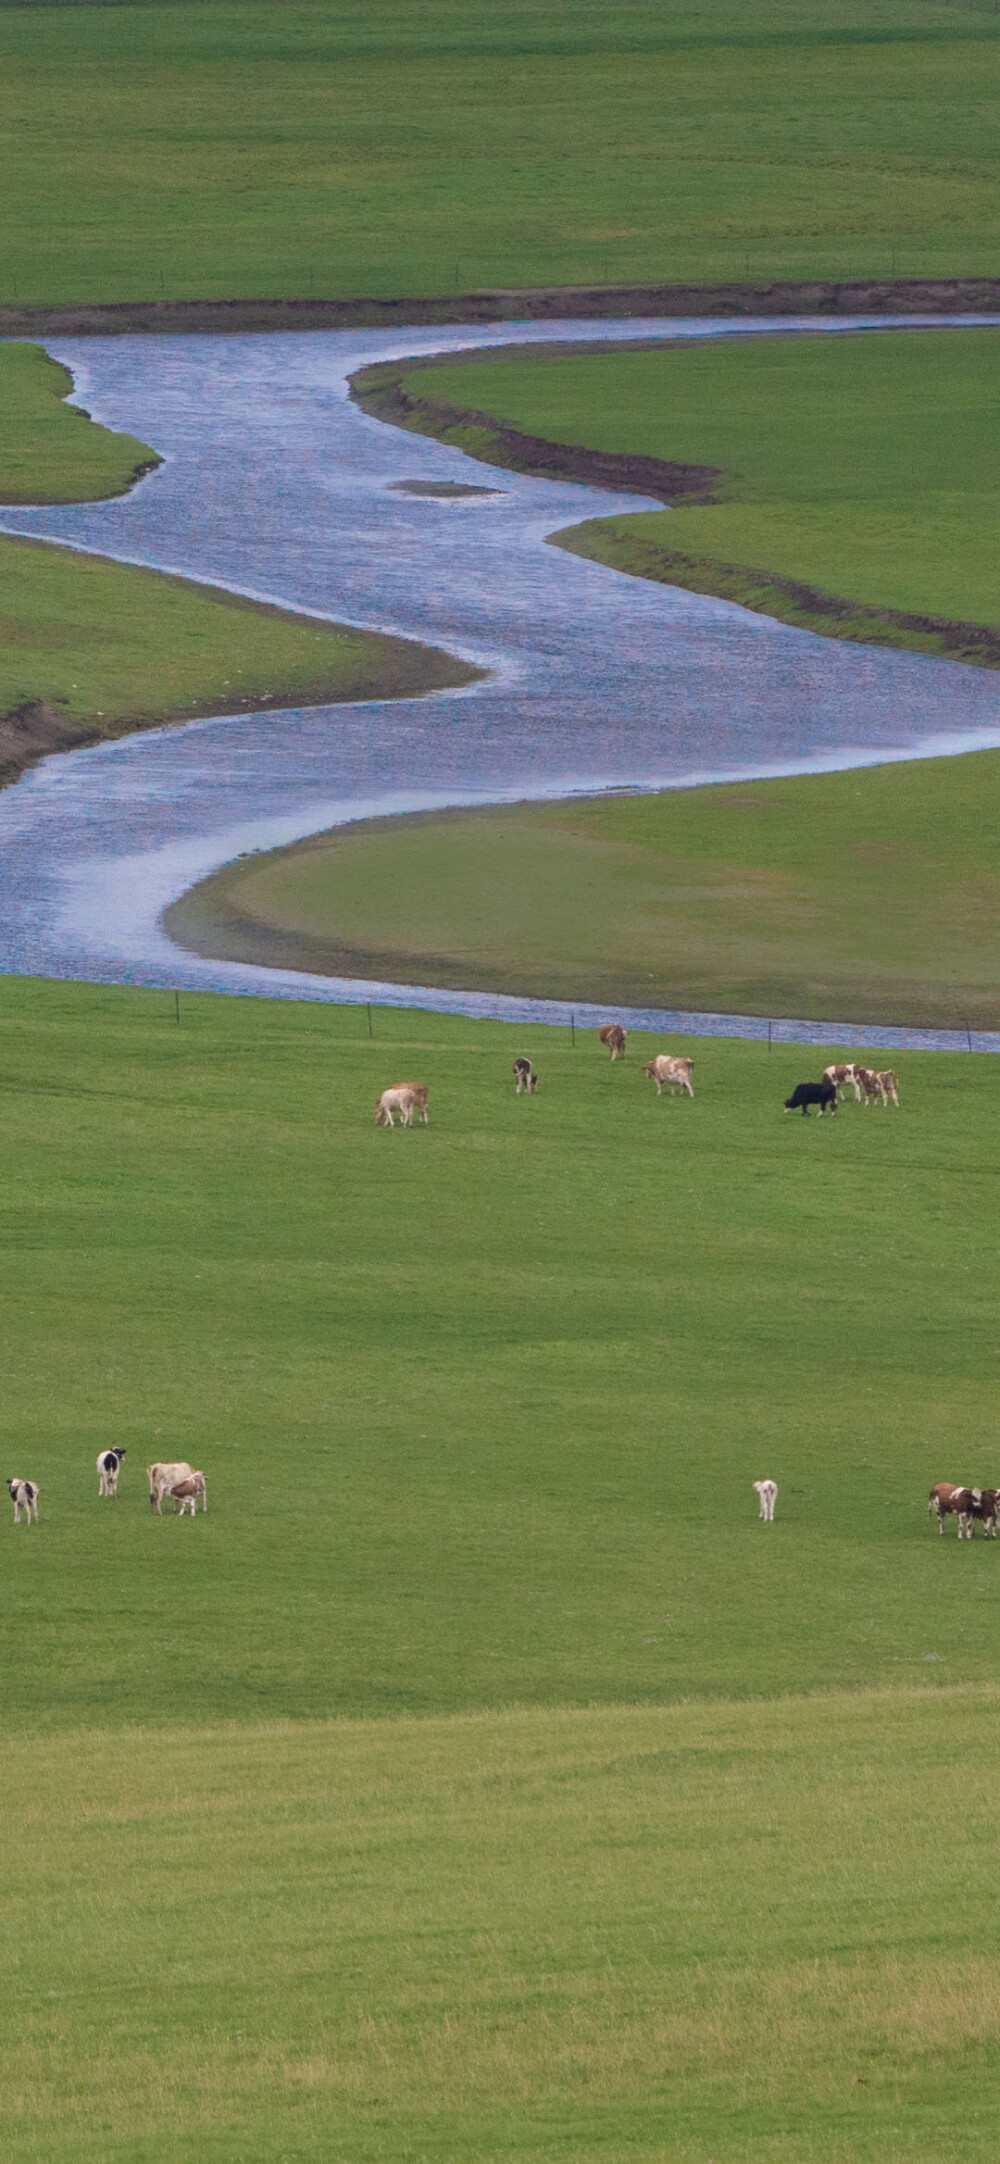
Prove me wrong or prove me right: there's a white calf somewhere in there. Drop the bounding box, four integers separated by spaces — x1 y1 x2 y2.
753 1479 777 1522
9 1478 39 1525
375 1083 429 1127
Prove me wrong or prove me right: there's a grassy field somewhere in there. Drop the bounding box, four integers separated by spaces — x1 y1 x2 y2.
0 338 159 501
165 750 1000 1030
6 1690 1000 2163
2 976 998 1735
393 328 1000 650
0 341 478 770
0 0 997 305
3 976 1000 2156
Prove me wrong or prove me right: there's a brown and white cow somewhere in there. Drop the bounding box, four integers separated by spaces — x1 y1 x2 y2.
8 1478 39 1525
855 1067 885 1106
822 1063 862 1103
643 1055 695 1098
598 1024 627 1061
171 1472 207 1518
375 1083 429 1127
875 1069 900 1108
965 1488 1000 1539
928 1482 982 1538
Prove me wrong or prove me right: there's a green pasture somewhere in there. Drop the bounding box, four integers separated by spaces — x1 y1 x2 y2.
0 339 158 502
6 1690 1000 2163
0 0 997 305
4 976 1000 2158
0 343 475 747
401 327 1000 643
2 976 997 1733
166 750 1000 1031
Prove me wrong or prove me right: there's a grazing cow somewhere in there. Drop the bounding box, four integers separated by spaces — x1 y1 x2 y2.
375 1083 429 1127
97 1447 126 1497
643 1054 695 1098
929 1482 973 1536
822 1063 862 1103
753 1479 778 1522
8 1478 39 1525
855 1067 884 1106
513 1057 538 1094
876 1069 900 1108
598 1024 627 1061
147 1461 194 1516
784 1081 837 1117
171 1472 207 1518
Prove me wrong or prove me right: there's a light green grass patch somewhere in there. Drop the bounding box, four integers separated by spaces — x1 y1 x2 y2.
0 341 159 503
408 329 1000 634
0 1 997 304
6 1692 1000 2161
1 978 997 1732
166 751 1000 1029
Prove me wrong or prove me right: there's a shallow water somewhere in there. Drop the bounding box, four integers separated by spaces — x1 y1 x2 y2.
1 312 999 1050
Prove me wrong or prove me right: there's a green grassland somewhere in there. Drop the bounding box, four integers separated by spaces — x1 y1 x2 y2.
0 338 160 501
393 328 1000 652
6 1691 1000 2163
0 0 997 305
165 750 1000 1031
0 343 478 770
3 976 1000 2157
2 978 997 1732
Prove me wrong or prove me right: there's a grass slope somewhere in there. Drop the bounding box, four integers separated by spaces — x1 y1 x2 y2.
0 339 159 502
395 328 1000 654
0 343 478 777
1 978 998 1733
0 1 997 304
165 752 1000 1030
6 1692 1000 2162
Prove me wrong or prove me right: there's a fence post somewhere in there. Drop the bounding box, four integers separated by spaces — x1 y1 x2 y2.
967 1025 973 1054
174 991 180 1026
367 1003 373 1040
571 1013 576 1049
767 1018 772 1052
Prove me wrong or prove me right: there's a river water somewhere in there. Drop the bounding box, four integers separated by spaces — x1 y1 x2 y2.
1 312 999 1051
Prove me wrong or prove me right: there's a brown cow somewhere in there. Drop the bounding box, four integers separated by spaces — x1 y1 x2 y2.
598 1024 627 1061
876 1069 900 1108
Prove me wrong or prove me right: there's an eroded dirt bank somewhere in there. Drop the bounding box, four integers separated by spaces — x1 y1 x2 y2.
3 277 1000 338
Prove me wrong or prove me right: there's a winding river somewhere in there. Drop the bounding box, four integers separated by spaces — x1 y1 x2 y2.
2 312 1000 1051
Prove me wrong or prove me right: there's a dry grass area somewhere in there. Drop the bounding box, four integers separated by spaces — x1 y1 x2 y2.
6 1691 1000 2160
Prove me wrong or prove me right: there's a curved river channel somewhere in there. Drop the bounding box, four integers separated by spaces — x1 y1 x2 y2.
2 313 1000 1051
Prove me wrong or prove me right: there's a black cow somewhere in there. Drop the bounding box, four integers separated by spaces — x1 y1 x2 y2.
784 1081 837 1118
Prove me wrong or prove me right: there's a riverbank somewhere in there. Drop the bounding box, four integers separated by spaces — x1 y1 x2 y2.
354 327 1000 668
164 751 1000 1033
0 538 484 791
4 278 1000 340
0 342 483 789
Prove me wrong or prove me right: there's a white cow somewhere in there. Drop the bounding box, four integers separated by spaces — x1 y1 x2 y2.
753 1479 778 1522
643 1055 695 1098
147 1461 194 1516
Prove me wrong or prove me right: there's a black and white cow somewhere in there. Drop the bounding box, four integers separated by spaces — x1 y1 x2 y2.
513 1057 538 1094
97 1447 126 1497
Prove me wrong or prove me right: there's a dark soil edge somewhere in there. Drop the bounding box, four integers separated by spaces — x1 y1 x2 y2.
351 337 1000 670
555 525 1000 670
4 277 1000 338
349 345 720 502
0 539 485 791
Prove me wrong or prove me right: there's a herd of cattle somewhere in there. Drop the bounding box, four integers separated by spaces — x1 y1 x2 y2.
7 1451 208 1525
372 1032 901 1125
